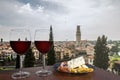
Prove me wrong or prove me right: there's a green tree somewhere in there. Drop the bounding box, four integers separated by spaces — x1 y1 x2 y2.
93 35 109 70
47 25 56 65
78 51 87 56
16 55 20 69
110 44 119 56
24 47 35 67
1 38 3 43
64 53 69 60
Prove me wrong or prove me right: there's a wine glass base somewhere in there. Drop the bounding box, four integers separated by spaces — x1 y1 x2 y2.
36 69 52 77
11 71 30 79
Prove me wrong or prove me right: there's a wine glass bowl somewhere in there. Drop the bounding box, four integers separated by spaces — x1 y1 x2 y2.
10 29 31 79
35 41 52 54
10 41 31 55
34 29 52 76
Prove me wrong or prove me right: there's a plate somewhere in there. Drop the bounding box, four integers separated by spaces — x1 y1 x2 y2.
54 63 94 74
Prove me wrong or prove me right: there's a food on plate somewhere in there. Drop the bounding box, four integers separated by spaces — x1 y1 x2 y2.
57 61 69 72
69 66 94 73
57 62 93 73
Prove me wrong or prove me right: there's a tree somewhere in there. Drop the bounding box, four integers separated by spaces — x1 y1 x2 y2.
78 51 87 56
16 55 20 69
47 25 56 65
64 53 69 60
1 38 3 43
93 35 109 70
24 47 35 67
110 44 119 56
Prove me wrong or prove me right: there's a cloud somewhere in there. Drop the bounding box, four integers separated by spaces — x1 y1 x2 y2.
0 0 120 41
17 0 68 14
0 0 68 27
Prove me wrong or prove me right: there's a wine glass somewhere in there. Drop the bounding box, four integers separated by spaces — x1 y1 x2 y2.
10 29 31 79
34 29 52 76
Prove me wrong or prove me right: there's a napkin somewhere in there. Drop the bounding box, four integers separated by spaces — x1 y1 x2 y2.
67 56 85 68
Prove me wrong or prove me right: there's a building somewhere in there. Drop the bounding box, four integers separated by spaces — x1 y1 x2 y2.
76 25 81 47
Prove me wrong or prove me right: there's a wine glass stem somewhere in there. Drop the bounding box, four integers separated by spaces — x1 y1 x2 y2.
20 55 23 73
42 55 45 69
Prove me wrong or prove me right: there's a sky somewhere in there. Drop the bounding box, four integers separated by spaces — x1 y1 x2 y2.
0 0 120 41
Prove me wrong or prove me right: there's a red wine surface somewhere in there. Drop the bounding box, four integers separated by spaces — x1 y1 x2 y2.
35 41 52 54
10 41 31 55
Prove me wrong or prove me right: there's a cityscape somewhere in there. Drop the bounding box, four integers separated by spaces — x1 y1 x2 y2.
0 25 94 63
0 25 120 75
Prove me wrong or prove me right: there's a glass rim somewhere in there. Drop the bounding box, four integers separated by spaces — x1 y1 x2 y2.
10 29 30 31
35 29 50 31
34 29 50 41
9 29 31 41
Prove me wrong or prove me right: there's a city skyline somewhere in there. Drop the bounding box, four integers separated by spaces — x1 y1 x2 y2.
0 0 120 41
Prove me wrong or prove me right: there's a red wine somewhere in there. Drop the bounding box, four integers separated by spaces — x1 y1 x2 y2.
10 41 31 55
35 41 52 54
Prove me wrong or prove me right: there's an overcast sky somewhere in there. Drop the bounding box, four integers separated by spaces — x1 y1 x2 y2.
0 0 120 41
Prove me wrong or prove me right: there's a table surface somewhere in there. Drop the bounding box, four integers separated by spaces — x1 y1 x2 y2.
0 66 120 80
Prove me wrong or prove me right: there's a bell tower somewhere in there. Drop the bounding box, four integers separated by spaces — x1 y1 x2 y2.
76 25 81 46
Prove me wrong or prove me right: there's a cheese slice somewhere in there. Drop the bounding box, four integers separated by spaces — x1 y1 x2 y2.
67 56 85 68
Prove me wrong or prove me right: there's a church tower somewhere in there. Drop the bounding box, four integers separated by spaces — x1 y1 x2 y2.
76 25 81 46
